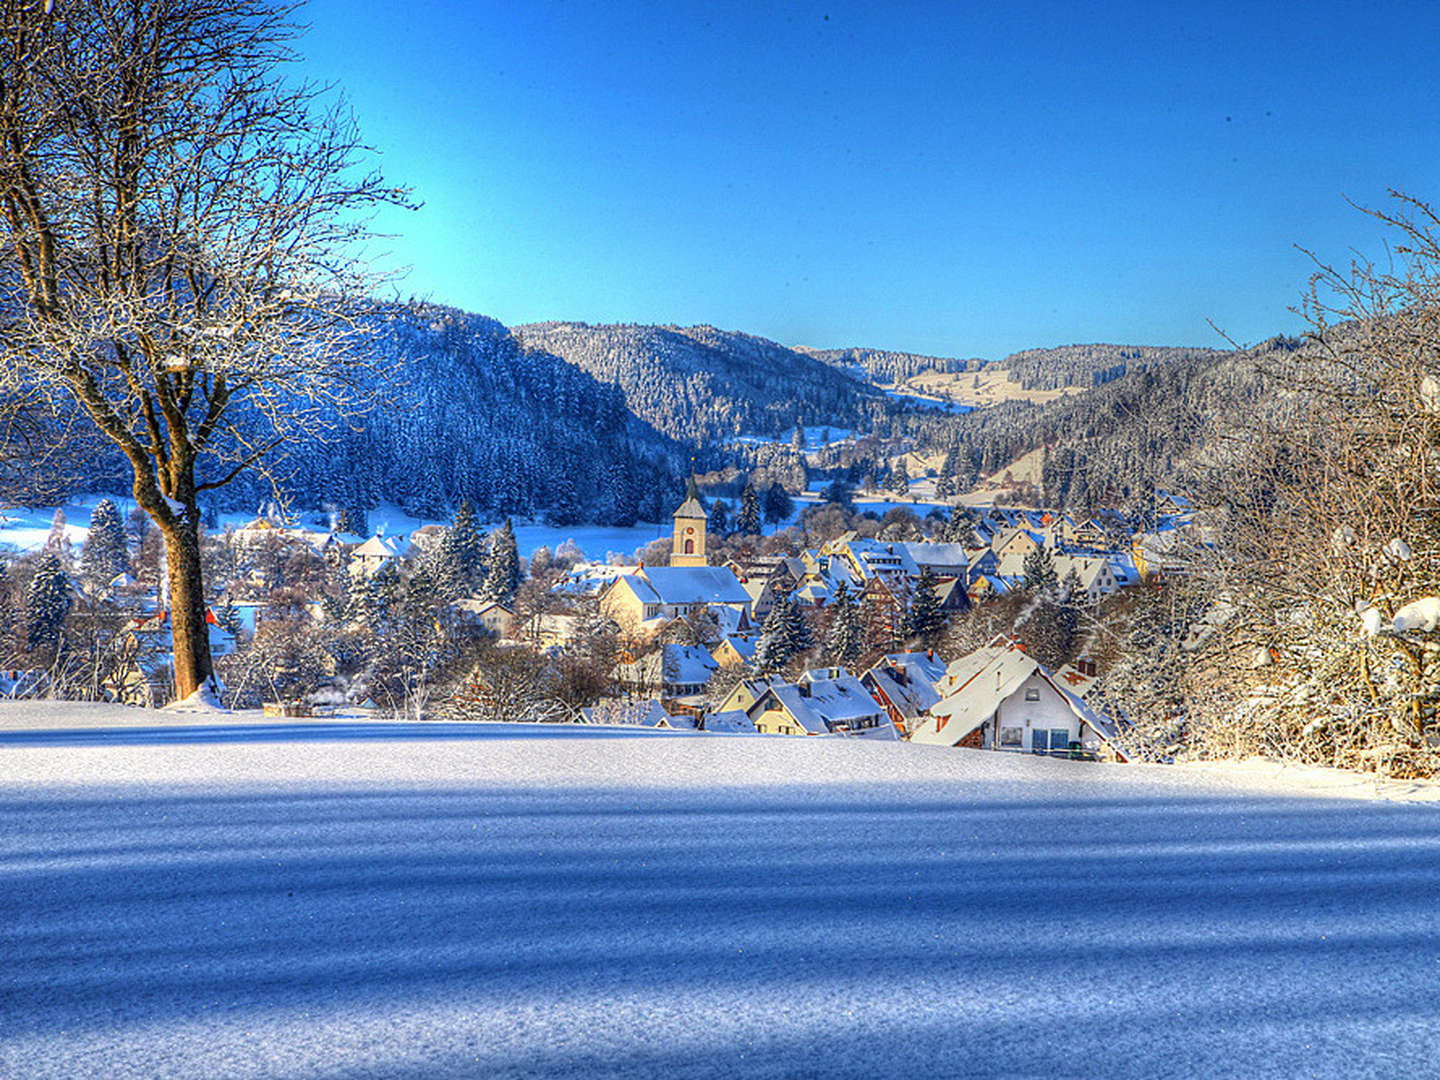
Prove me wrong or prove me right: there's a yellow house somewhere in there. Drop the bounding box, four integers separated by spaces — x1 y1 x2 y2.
749 669 897 739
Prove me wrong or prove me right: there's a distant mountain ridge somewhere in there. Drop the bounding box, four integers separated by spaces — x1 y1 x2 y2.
1000 343 1228 391
797 346 983 385
513 321 883 446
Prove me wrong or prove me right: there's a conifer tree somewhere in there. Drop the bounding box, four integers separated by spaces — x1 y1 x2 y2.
482 519 521 605
709 499 732 538
887 461 910 495
1060 566 1085 605
825 580 863 668
449 500 487 592
81 499 129 583
0 560 14 656
903 568 944 643
25 553 71 651
1022 545 1060 595
43 509 71 561
783 593 813 657
754 597 794 674
943 505 979 547
217 596 244 638
738 482 761 536
763 484 794 527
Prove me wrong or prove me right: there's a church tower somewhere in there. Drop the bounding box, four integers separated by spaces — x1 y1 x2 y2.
670 476 708 567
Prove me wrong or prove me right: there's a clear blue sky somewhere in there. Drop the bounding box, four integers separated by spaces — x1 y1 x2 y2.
298 0 1440 359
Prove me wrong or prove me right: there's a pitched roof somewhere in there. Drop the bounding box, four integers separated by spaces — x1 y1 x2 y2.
862 653 945 719
703 709 759 734
756 671 895 737
639 565 751 606
674 476 706 519
917 636 1125 755
352 534 405 559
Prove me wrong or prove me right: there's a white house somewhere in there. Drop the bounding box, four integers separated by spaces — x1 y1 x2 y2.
914 636 1125 759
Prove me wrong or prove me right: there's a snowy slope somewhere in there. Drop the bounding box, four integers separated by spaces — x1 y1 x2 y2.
2 703 1439 1078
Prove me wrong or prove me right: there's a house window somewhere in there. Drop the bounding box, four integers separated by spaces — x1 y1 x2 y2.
1024 687 1040 702
1000 726 1023 747
684 540 695 554
1051 728 1071 752
1031 728 1048 753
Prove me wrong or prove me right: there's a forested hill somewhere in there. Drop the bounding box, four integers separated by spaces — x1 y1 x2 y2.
797 346 982 384
55 303 687 525
917 335 1301 512
267 305 684 523
1000 343 1229 391
512 322 883 445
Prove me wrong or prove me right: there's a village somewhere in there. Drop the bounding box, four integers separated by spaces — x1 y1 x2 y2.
4 476 1202 762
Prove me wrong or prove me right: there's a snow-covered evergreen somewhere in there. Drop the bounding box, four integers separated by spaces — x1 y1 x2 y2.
80 498 128 583
25 553 71 650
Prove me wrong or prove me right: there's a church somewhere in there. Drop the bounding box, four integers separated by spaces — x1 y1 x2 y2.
598 479 753 633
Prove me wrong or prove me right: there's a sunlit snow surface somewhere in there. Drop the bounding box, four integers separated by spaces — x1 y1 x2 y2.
3 704 1440 1078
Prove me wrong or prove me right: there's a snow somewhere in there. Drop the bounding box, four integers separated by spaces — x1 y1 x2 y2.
1358 603 1387 638
0 495 667 564
1393 596 1440 634
3 702 1440 1078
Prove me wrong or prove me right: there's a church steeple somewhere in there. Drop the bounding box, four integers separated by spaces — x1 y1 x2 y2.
670 476 708 567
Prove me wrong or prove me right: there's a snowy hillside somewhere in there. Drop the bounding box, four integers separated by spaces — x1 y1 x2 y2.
3 703 1438 1078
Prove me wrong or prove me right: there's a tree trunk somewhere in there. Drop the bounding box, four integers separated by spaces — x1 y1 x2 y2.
163 512 214 701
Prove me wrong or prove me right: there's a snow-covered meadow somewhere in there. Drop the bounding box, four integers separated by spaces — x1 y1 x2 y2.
0 495 668 564
3 703 1439 1078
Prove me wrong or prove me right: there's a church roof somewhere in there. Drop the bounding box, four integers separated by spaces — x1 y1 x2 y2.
674 476 706 519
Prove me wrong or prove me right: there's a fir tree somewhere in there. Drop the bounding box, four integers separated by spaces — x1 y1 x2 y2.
216 596 245 637
25 553 71 651
825 580 863 668
81 499 129 583
335 505 368 538
709 499 732 538
482 519 521 605
902 568 944 643
353 563 401 631
754 596 794 674
1022 545 1060 595
887 461 910 495
43 508 71 561
449 500 487 592
943 505 978 547
738 482 761 535
783 593 813 656
762 484 794 527
1060 566 1085 605
0 560 13 655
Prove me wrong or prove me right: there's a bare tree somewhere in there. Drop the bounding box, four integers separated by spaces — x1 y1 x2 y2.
0 0 408 699
1171 191 1440 776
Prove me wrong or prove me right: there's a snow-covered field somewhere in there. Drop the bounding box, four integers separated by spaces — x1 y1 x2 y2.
0 495 666 563
3 703 1439 1078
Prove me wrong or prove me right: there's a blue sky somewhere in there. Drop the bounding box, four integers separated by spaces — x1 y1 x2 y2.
299 0 1440 359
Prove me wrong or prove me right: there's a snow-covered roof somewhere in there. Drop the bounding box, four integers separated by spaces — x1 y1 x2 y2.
580 699 672 727
352 534 405 560
862 660 942 720
917 637 1125 755
713 636 757 664
639 566 751 606
615 645 719 690
757 671 894 737
900 542 972 575
703 709 759 734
